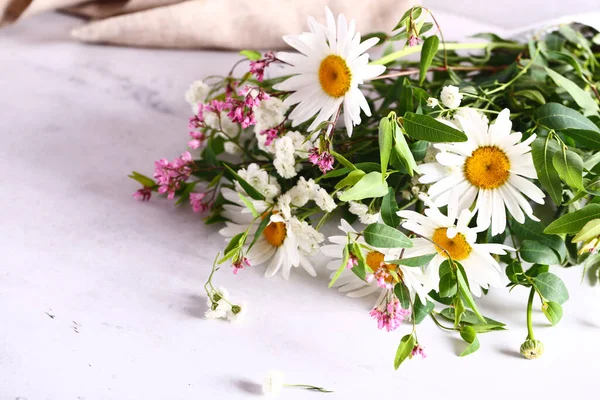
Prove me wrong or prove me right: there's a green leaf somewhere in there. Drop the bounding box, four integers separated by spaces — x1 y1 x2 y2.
509 217 567 262
552 149 585 190
218 232 245 264
403 112 467 143
388 254 436 267
394 283 411 309
363 223 413 249
334 169 365 190
456 264 486 323
393 7 422 31
394 123 420 176
349 242 368 281
545 67 598 115
562 129 600 149
519 240 561 265
237 193 259 218
239 50 262 61
223 163 265 201
338 172 388 202
413 297 434 324
439 308 506 328
531 137 562 205
394 334 416 370
409 140 428 161
438 260 457 298
533 272 569 304
537 103 600 132
329 245 350 288
380 187 401 228
514 89 546 104
419 35 439 84
572 218 600 243
330 150 357 171
129 171 156 188
542 301 563 325
378 116 394 179
505 260 525 284
545 204 600 234
525 263 549 278
454 297 465 328
459 326 480 357
247 212 271 251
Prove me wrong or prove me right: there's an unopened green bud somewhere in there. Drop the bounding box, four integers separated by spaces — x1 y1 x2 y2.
520 339 544 360
231 305 242 315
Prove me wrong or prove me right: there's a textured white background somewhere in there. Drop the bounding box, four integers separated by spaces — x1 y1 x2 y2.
1 4 600 399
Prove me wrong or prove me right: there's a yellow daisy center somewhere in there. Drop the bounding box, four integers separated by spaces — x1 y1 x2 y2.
432 228 472 261
318 54 352 98
365 251 402 282
464 146 511 189
263 221 286 247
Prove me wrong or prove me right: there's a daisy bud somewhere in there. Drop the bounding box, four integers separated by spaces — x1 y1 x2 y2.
520 339 544 360
440 85 463 109
263 370 285 395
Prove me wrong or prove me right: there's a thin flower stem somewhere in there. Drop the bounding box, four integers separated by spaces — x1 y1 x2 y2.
526 287 536 340
284 384 333 393
485 48 539 95
369 65 508 81
430 311 454 331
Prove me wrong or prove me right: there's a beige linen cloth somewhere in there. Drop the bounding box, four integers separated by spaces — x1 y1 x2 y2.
0 0 420 49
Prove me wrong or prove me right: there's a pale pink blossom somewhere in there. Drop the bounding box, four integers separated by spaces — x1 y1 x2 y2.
408 35 420 47
260 127 280 146
249 51 276 82
308 148 334 173
188 131 206 149
232 257 251 275
189 192 210 213
346 254 359 269
132 187 152 201
226 87 270 128
411 344 427 359
369 297 410 332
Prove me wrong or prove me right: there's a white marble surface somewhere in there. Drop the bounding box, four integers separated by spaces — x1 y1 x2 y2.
1 9 600 400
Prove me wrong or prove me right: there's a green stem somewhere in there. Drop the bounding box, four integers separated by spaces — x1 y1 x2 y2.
430 311 455 331
526 287 535 340
284 384 333 393
371 42 524 66
485 48 539 95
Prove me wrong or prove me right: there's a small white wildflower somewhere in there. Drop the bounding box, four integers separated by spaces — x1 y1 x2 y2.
314 188 337 212
359 212 380 225
254 97 288 133
277 193 292 220
426 97 439 108
291 219 324 255
205 298 231 320
285 131 312 157
185 80 210 112
224 141 243 156
273 155 297 179
262 183 281 202
348 201 369 217
287 185 310 207
440 85 462 109
204 111 239 137
411 186 420 196
263 370 285 395
401 190 412 200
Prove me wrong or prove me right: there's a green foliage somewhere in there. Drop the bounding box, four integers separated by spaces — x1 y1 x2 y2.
338 172 388 201
363 223 413 248
394 334 416 369
402 113 467 142
545 204 600 234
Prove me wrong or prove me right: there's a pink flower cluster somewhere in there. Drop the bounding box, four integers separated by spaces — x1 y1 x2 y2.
249 51 277 82
189 192 210 213
308 148 335 173
411 344 427 359
369 297 410 332
260 127 280 146
227 86 270 129
153 151 193 200
132 187 152 201
373 266 394 289
232 256 251 275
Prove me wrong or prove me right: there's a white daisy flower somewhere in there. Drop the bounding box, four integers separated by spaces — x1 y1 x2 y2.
273 7 386 137
185 80 210 112
419 108 545 236
321 219 428 304
398 204 513 297
219 191 324 280
440 85 462 109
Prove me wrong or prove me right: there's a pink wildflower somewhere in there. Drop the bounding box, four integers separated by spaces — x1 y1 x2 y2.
153 151 193 200
249 51 277 82
408 35 420 47
226 86 269 129
260 127 280 146
411 344 427 359
232 256 251 275
346 254 359 269
132 187 152 201
189 192 210 213
308 148 335 173
188 130 206 149
369 297 410 332
373 266 394 289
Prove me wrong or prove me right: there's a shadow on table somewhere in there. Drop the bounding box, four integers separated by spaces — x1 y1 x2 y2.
233 379 262 395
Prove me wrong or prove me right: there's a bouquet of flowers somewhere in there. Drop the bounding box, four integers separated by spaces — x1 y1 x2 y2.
130 6 600 369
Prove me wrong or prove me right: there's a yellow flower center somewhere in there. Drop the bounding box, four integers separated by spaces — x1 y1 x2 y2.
431 228 472 261
263 221 286 247
464 146 511 189
318 54 352 98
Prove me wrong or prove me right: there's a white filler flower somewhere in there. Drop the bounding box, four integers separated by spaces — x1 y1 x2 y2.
398 204 513 297
419 108 545 236
440 85 462 108
273 7 385 137
185 80 210 112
